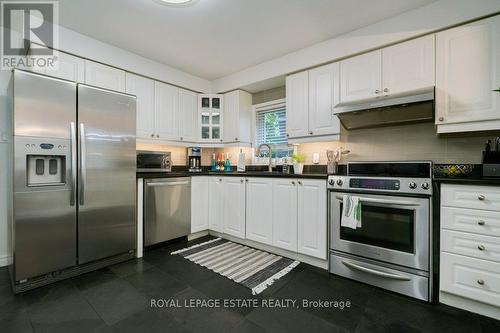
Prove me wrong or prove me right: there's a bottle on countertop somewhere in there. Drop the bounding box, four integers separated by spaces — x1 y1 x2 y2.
224 153 231 172
237 149 245 172
211 153 217 171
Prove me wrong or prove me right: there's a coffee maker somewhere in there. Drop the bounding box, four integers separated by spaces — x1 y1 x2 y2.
187 147 202 172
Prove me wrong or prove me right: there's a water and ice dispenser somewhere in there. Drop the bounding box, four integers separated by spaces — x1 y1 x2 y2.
17 139 69 188
27 154 65 186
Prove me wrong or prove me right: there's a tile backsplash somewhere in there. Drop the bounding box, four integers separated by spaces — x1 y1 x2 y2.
137 123 499 166
296 123 500 165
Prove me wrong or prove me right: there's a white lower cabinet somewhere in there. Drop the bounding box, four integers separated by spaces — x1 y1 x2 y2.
440 183 500 320
272 179 298 252
222 177 246 238
245 178 274 245
208 177 224 232
190 176 328 261
191 177 209 233
297 179 327 259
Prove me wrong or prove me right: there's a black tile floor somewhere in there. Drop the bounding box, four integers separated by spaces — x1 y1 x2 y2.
1 236 499 333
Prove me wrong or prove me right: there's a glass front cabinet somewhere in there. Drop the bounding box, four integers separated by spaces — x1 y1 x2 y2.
199 94 223 142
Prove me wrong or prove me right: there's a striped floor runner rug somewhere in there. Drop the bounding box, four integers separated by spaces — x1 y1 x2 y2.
171 238 300 295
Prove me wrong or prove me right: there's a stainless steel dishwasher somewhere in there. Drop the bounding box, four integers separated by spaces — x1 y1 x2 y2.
144 177 191 246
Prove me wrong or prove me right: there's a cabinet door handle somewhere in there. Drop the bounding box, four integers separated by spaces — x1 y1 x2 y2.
291 181 296 185
438 117 444 122
374 89 381 94
309 131 313 135
151 133 155 138
478 245 486 251
298 181 302 185
478 220 486 226
383 88 389 93
478 195 486 201
245 179 248 183
235 137 238 141
219 178 222 182
240 179 244 183
180 137 183 141
477 279 485 286
156 134 160 138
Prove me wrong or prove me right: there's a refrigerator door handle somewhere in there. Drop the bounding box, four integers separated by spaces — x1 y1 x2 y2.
70 122 77 206
79 123 87 206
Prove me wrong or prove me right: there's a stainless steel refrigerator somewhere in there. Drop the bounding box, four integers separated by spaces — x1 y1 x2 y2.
8 69 136 292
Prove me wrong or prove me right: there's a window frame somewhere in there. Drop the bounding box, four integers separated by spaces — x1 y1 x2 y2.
252 98 288 160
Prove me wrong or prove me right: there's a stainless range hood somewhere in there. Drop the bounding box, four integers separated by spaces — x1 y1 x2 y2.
333 88 434 130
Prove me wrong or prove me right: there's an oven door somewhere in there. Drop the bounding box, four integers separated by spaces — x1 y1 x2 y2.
330 191 429 271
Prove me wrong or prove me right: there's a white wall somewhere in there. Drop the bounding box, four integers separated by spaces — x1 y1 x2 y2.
0 70 11 266
213 0 500 93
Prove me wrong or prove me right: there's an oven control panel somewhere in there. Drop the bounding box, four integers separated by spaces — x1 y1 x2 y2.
349 178 400 191
328 176 432 195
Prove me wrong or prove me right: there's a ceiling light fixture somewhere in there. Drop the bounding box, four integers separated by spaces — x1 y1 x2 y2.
153 0 199 7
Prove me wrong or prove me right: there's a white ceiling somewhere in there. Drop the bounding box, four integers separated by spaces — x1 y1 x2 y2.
58 0 437 81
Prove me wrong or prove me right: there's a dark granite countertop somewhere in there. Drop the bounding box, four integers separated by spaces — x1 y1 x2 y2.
433 164 500 186
136 170 328 180
137 165 329 179
434 176 500 186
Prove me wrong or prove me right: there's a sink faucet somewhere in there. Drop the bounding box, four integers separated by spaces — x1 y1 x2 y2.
256 144 273 172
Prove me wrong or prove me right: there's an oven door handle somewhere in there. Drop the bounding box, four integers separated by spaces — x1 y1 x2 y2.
335 195 421 207
342 260 411 281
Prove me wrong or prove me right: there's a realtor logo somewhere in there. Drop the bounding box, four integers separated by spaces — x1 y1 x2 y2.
1 0 59 70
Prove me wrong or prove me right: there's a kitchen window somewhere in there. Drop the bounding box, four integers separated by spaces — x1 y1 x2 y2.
254 100 290 158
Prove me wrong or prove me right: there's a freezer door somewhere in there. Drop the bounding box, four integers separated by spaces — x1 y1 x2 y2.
13 70 77 139
12 71 77 281
77 85 136 264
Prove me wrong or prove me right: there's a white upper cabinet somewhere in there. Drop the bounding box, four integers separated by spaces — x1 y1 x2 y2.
84 60 126 92
297 179 327 259
286 71 309 138
340 50 382 103
223 90 252 144
155 81 179 141
199 94 223 142
308 62 341 136
208 177 224 233
272 179 298 252
222 177 246 238
436 15 500 133
179 88 198 142
44 51 85 83
382 35 435 96
191 177 209 233
125 73 155 140
245 178 273 245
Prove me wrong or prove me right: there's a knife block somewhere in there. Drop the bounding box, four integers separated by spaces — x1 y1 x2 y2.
482 151 500 177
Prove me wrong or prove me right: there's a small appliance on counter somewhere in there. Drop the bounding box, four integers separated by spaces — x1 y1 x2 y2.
187 147 202 172
482 137 500 177
137 151 172 172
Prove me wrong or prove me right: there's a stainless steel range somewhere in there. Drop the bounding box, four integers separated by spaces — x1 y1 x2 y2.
328 162 433 301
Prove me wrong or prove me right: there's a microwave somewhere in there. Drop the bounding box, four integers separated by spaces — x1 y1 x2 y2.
137 151 172 172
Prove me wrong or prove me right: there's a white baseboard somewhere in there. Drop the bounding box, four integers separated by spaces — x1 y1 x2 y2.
188 231 209 241
0 254 12 267
440 291 500 321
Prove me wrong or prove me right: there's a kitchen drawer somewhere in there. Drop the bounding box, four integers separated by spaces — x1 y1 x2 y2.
441 184 500 212
441 207 500 237
441 230 500 263
440 252 500 307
